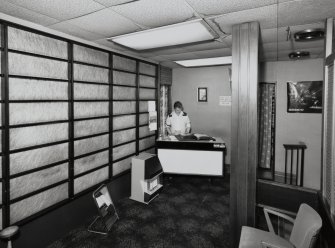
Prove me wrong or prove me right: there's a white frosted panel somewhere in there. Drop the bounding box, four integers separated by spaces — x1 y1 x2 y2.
8 53 68 80
113 128 136 146
10 163 68 200
113 101 136 115
139 75 156 88
8 27 68 59
139 88 156 100
10 103 68 125
113 115 136 130
73 83 109 100
0 183 2 204
113 157 132 175
139 62 156 76
74 167 108 194
113 55 136 72
74 118 109 138
113 142 136 160
74 150 109 175
113 71 136 86
0 156 2 178
74 134 109 156
139 126 155 138
73 64 109 83
139 101 148 112
10 123 68 150
10 143 68 175
139 113 149 125
74 102 109 118
9 78 68 100
139 136 156 150
73 45 108 66
10 183 68 224
113 86 136 100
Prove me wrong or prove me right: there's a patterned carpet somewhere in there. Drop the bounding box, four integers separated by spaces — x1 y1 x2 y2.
48 176 230 248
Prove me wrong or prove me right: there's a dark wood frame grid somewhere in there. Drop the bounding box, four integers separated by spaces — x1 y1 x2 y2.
0 19 158 228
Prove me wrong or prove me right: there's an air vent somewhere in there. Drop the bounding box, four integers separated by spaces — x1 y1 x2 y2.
294 28 325 41
288 51 310 59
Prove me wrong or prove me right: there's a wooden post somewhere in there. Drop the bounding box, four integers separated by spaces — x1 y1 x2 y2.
230 21 259 246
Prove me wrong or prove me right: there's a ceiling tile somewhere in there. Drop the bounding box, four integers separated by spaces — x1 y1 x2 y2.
260 22 325 44
111 0 195 28
5 0 105 21
278 0 335 27
186 0 276 17
209 4 277 34
94 38 127 51
260 47 324 62
0 0 59 26
145 47 191 56
159 61 182 68
159 51 199 61
193 48 232 58
48 22 105 41
93 0 139 7
262 40 324 54
146 56 168 62
183 40 230 52
66 8 140 37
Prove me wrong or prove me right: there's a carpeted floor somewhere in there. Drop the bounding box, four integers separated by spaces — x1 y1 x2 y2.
48 176 230 248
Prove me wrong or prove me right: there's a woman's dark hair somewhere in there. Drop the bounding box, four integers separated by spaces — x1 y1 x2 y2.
174 101 183 110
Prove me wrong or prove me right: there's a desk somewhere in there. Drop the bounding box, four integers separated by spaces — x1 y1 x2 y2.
157 137 225 176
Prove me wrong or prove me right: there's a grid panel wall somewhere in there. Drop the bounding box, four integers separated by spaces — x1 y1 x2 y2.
139 62 157 154
7 26 69 225
0 22 158 228
73 45 110 194
112 56 138 176
0 23 3 230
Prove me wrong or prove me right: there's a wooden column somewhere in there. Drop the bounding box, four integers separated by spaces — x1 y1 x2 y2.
230 21 259 246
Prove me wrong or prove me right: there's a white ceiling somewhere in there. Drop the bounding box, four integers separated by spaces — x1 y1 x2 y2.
0 0 333 67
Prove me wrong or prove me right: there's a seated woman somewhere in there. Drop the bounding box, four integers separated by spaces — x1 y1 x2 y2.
166 101 191 135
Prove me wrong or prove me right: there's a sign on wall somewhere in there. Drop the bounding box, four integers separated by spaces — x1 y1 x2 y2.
287 81 323 113
219 96 231 106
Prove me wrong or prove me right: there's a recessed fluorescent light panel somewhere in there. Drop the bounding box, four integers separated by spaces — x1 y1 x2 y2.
175 56 232 67
108 19 218 50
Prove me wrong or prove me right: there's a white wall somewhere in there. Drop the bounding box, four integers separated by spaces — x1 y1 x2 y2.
172 66 231 164
260 59 323 190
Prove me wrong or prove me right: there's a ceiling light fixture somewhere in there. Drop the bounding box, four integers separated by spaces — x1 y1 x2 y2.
294 29 325 41
288 51 310 59
175 56 232 67
108 19 219 50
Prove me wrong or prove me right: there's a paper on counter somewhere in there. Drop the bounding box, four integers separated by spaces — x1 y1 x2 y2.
148 101 156 112
149 111 157 131
169 135 178 141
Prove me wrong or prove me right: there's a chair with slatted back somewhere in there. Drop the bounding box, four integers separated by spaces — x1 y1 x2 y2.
239 203 322 248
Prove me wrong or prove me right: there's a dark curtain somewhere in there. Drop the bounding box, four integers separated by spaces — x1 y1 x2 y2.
258 83 276 169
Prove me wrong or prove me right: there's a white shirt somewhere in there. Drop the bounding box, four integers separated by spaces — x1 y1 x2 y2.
166 111 191 134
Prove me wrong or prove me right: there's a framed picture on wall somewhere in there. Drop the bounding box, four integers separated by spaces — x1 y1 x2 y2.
198 87 208 102
287 81 323 113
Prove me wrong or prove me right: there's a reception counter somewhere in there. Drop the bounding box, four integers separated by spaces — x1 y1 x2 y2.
157 137 226 176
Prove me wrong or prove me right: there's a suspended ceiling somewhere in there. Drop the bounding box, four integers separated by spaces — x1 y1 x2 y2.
0 0 333 68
